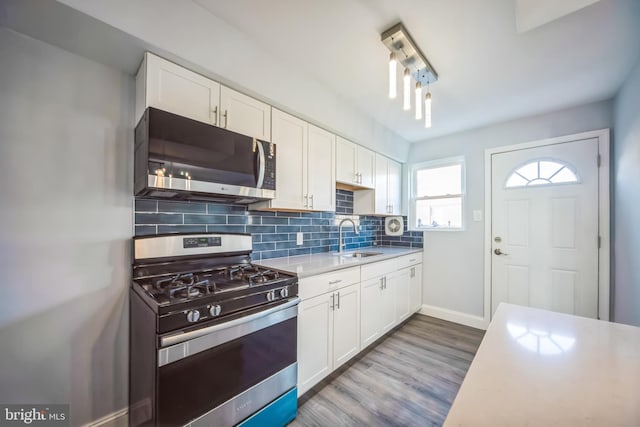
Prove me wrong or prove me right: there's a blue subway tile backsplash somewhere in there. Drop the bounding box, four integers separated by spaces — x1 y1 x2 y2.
134 189 422 260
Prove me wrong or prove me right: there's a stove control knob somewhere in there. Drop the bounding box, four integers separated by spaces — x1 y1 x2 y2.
266 290 275 302
186 310 200 323
279 288 289 298
209 305 222 317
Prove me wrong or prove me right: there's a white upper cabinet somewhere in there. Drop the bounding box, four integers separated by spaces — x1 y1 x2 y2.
356 146 376 188
336 137 356 184
307 124 336 212
374 155 390 214
138 52 220 126
335 137 375 189
136 52 271 141
354 154 402 216
387 157 402 215
220 86 271 142
252 110 335 212
263 109 307 210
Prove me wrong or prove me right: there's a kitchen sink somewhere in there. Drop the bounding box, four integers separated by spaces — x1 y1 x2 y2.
337 251 383 258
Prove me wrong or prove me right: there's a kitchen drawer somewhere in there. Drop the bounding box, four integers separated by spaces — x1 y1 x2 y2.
299 267 360 301
395 253 422 270
361 259 396 281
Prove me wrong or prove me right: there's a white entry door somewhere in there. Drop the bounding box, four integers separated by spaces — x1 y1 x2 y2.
491 138 600 318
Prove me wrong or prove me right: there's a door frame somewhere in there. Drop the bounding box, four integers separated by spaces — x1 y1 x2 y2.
483 129 610 324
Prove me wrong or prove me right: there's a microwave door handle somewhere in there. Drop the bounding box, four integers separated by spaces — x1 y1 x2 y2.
256 138 266 188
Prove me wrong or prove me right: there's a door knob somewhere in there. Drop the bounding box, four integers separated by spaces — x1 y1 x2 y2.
494 248 509 256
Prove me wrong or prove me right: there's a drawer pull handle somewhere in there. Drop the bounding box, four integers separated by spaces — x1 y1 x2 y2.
409 259 416 262
329 279 342 285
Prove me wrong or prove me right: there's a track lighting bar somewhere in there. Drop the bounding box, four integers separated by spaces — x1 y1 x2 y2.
381 23 438 87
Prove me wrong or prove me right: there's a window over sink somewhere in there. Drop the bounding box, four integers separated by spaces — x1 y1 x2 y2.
409 156 465 231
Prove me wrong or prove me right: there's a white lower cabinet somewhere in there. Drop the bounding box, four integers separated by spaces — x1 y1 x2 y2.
297 282 360 396
360 275 397 348
408 263 423 313
297 293 333 396
391 268 411 323
332 283 361 369
297 254 423 396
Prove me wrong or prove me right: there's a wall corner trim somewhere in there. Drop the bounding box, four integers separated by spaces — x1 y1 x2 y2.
419 304 489 330
82 408 128 427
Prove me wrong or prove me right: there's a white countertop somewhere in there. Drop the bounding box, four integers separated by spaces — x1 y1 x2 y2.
444 303 640 427
255 246 422 277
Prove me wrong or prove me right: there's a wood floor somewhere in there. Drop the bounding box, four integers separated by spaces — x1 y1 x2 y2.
290 314 485 427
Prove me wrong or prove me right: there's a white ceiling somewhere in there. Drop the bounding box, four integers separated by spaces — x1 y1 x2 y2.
2 0 638 147
193 0 640 142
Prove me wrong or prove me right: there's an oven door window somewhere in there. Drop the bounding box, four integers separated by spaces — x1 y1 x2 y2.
157 317 296 426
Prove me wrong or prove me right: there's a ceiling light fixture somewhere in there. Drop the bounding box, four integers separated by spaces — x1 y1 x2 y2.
415 81 422 120
388 52 397 99
424 82 432 128
381 23 438 126
403 68 411 110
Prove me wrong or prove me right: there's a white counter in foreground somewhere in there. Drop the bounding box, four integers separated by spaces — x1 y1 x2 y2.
444 303 640 426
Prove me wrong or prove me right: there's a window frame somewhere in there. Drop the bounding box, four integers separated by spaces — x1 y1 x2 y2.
408 156 466 232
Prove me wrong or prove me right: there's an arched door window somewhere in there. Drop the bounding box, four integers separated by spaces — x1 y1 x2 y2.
505 159 579 188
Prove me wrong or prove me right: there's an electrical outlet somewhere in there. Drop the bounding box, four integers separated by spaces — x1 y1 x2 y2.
296 232 303 245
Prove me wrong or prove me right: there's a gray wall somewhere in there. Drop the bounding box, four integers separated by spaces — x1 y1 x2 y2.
0 28 133 425
408 100 614 318
613 59 640 327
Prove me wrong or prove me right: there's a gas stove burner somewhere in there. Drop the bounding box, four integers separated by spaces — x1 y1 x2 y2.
156 273 194 289
220 265 281 286
248 269 280 286
150 274 216 300
174 286 201 299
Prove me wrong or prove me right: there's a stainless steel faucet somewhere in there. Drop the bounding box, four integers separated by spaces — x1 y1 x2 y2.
338 218 359 253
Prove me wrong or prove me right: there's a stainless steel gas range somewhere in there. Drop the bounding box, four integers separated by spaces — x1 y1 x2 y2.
129 233 299 427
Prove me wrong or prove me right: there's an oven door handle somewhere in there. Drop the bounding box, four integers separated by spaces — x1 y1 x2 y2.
161 297 300 348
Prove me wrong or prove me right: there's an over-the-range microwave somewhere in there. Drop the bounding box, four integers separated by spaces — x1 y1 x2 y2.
134 107 276 203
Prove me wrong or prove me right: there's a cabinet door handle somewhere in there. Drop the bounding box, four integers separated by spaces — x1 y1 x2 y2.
212 106 218 126
223 109 228 128
303 194 308 208
380 277 384 290
383 277 387 289
329 279 342 285
330 293 335 310
410 267 415 278
309 194 314 209
335 292 340 309
354 172 359 183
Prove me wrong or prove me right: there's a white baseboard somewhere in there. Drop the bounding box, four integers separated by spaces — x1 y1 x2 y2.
419 304 489 330
83 408 128 427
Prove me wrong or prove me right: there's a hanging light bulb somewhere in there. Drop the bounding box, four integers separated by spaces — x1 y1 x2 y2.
424 84 432 128
403 68 411 110
415 81 422 120
388 52 397 99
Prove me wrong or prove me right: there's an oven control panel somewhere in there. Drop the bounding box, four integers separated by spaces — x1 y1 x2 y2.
183 236 222 248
